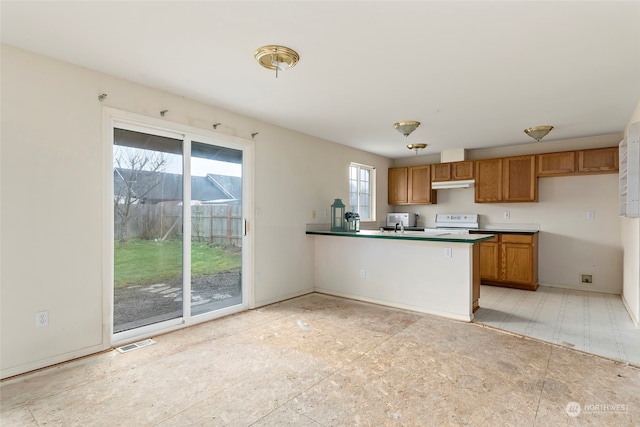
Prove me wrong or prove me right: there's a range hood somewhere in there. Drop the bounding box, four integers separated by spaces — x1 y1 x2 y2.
432 179 475 190
432 149 475 189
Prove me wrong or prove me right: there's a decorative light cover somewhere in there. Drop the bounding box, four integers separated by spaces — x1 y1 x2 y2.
407 143 427 154
254 45 299 77
331 198 346 232
524 125 554 142
394 121 421 137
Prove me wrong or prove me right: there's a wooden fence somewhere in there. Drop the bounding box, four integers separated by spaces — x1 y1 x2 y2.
115 203 242 247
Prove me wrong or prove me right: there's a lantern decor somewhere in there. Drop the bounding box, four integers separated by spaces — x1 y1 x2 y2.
345 211 360 232
331 198 346 231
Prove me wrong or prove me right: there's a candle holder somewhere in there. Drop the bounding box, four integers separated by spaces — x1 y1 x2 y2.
345 211 360 232
331 198 346 231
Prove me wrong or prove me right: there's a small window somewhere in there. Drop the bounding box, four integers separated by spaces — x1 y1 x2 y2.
349 162 376 221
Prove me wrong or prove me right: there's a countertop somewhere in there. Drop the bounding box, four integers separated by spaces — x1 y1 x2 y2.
306 229 495 243
471 229 539 235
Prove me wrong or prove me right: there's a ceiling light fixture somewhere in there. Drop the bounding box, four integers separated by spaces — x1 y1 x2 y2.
407 143 427 154
524 125 554 142
394 121 421 137
254 45 300 78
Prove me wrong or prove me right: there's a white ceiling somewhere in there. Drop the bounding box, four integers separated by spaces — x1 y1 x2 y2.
2 1 639 159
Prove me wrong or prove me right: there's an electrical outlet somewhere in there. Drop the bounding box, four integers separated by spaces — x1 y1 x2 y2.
360 269 366 279
36 311 49 327
255 273 261 283
503 211 510 219
580 274 593 284
586 211 595 220
444 248 452 258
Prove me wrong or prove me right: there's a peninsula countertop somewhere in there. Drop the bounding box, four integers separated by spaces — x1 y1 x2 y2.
306 229 494 243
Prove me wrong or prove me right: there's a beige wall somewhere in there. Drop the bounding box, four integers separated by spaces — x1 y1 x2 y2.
622 100 640 326
394 137 624 295
0 45 392 378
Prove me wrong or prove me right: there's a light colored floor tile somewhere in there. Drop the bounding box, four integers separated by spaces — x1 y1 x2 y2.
476 285 640 366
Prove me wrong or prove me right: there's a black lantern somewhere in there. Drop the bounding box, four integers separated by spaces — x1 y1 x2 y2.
331 198 346 231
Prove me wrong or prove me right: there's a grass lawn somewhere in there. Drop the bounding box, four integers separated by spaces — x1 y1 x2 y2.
114 239 241 288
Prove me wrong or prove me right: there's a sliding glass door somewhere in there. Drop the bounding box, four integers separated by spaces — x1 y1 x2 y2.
189 141 243 317
112 122 247 339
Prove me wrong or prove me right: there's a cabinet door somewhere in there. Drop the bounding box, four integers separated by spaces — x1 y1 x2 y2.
479 239 499 280
452 161 474 180
503 155 537 202
475 159 503 202
388 167 408 205
408 165 435 204
501 243 534 284
537 151 576 176
578 147 619 173
431 163 451 182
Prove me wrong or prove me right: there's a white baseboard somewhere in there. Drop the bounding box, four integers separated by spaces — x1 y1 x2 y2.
252 287 315 309
621 294 640 328
315 288 472 322
1 343 108 381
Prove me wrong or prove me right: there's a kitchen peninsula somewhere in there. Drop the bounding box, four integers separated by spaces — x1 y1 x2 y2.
306 230 494 321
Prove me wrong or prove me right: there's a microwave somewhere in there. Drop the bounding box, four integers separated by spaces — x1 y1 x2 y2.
386 213 417 228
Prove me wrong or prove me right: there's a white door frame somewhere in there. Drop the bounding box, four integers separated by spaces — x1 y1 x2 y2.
103 107 254 347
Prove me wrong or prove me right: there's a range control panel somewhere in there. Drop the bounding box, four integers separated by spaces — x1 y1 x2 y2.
435 213 479 229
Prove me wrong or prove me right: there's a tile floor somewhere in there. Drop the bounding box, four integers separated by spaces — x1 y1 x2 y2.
474 285 640 367
1 293 639 426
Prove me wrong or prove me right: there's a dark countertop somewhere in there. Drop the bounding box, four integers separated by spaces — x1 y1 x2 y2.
306 229 495 243
471 229 539 235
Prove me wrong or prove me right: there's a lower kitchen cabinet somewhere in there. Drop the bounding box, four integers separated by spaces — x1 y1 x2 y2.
477 232 538 290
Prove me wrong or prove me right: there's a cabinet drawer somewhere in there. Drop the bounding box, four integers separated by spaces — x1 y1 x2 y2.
500 234 533 244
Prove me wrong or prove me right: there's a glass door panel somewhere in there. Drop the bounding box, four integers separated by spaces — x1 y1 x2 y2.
190 141 243 316
113 128 184 333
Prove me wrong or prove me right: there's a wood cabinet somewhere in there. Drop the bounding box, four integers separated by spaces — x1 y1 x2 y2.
432 161 474 182
388 165 437 205
477 232 538 291
578 147 618 173
388 167 408 204
475 155 537 203
537 147 618 177
537 151 576 176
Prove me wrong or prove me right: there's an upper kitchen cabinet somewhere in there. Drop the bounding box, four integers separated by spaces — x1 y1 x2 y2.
578 147 619 173
475 158 503 202
388 167 408 204
475 155 537 203
431 161 474 182
538 147 618 177
388 165 437 205
537 151 576 176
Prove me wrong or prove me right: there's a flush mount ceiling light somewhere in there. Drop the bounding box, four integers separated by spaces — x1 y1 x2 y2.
407 143 427 154
524 125 554 142
394 121 421 137
254 45 299 78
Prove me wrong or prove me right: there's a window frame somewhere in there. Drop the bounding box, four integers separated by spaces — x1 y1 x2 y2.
349 162 376 222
